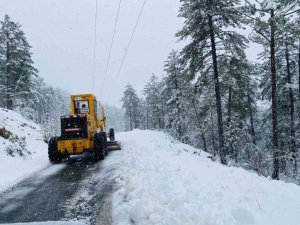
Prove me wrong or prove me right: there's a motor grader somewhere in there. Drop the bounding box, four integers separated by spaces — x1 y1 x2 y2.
48 94 121 163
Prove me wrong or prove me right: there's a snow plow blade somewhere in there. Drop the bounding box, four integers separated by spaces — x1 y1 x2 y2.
107 141 121 151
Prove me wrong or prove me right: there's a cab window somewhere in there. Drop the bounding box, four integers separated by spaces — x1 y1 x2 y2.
74 100 90 114
94 100 98 120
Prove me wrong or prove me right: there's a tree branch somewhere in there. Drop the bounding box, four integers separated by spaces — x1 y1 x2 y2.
253 28 271 43
279 2 299 16
283 8 300 17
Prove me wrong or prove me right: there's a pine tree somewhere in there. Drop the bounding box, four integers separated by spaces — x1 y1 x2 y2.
220 57 258 163
162 50 188 140
246 0 300 179
121 84 143 131
177 0 248 165
0 15 37 110
277 25 300 177
143 74 165 130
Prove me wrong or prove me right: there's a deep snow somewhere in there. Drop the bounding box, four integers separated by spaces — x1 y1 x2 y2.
0 108 50 192
113 130 300 225
2 109 300 225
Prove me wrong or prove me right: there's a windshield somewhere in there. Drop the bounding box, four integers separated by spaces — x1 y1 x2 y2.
74 100 89 114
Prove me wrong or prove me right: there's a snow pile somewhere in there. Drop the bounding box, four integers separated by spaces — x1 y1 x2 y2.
0 108 49 192
113 130 300 225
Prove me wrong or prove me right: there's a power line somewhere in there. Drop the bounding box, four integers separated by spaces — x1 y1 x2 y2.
114 0 147 80
92 0 99 92
105 0 122 75
101 0 123 94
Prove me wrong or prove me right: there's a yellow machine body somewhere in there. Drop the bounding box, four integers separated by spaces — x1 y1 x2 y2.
57 138 93 155
57 94 106 155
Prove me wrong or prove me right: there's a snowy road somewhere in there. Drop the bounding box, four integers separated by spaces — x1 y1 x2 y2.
2 129 300 225
0 152 120 225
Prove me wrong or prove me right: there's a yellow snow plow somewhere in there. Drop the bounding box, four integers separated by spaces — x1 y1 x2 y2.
48 94 121 163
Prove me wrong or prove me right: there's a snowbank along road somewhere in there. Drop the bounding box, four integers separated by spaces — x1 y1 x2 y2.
113 130 300 225
0 108 50 191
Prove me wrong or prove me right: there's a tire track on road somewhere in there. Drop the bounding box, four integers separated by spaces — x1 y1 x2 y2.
0 152 118 224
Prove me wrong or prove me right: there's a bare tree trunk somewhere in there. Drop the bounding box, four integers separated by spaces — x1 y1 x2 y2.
191 96 207 152
208 14 227 165
174 76 182 138
210 108 217 157
160 100 166 130
227 86 232 125
247 92 256 145
227 86 233 157
156 106 162 129
298 42 300 121
286 42 297 176
201 133 207 152
5 41 12 110
133 107 138 129
299 42 300 99
129 111 133 131
270 9 279 180
146 100 149 129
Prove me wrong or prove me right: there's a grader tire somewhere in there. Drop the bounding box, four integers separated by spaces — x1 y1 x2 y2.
109 128 115 142
48 137 62 164
102 132 108 155
94 133 105 161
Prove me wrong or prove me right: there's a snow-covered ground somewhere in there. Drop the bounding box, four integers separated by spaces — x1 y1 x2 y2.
2 109 300 225
0 108 50 192
113 130 300 225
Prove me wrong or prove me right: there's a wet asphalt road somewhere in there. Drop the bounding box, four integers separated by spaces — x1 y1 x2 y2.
0 152 117 224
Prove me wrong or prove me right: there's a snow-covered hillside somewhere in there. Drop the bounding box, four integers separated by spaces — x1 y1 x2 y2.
0 108 48 191
112 130 300 225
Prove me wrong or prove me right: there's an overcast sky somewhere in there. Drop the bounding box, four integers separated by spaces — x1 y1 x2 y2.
0 0 259 107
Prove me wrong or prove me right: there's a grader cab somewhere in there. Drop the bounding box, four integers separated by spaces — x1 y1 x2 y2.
48 94 121 163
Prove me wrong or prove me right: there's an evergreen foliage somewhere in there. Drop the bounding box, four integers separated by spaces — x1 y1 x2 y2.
0 15 37 110
121 0 300 183
245 0 300 179
143 74 165 130
0 15 69 140
121 84 143 131
175 0 249 165
2 2 300 184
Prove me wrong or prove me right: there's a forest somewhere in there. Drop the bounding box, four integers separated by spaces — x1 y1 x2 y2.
0 15 70 140
121 0 300 183
1 0 300 184
2 1 300 224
